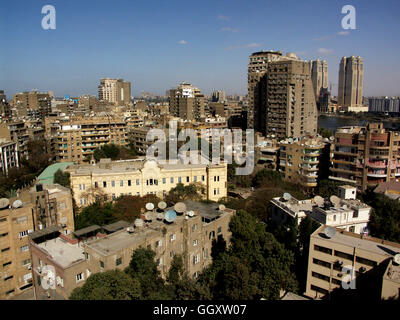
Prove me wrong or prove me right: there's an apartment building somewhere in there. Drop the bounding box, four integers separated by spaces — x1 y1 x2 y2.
0 121 45 160
29 200 236 300
0 183 74 299
169 82 205 121
67 158 227 207
255 138 280 170
305 225 400 300
279 136 326 188
270 185 370 234
308 59 328 104
45 116 128 163
338 56 364 108
0 139 19 175
98 78 131 106
369 97 400 114
247 50 318 138
329 123 400 190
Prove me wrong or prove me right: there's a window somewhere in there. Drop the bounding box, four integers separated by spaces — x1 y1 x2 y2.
203 248 208 259
120 180 123 187
313 258 331 269
116 257 122 266
1 247 10 253
334 250 353 261
193 253 200 265
76 273 84 283
94 182 98 188
202 175 205 181
353 211 359 218
103 181 107 188
100 261 104 268
192 224 198 232
178 177 182 183
314 245 332 255
312 272 330 282
193 239 198 246
355 256 377 267
170 234 176 242
19 230 29 239
85 252 90 260
136 179 140 185
209 231 215 240
155 240 163 248
311 285 328 295
3 261 11 267
22 259 30 266
0 232 8 238
128 180 131 186
214 189 217 195
4 275 14 281
186 176 189 183
162 178 166 184
111 181 115 187
194 176 197 182
170 251 175 258
217 227 222 234
21 245 29 252
0 217 7 223
16 216 28 224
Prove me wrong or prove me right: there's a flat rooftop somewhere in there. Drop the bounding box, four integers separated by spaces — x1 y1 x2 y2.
38 237 85 268
85 201 233 256
314 226 400 258
68 159 223 176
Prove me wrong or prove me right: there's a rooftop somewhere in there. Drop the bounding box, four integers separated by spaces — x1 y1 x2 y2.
37 162 74 185
314 225 400 258
38 237 85 268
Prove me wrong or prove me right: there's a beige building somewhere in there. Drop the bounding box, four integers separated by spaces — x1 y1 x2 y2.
29 200 236 300
305 225 400 300
330 123 400 190
44 116 128 163
309 59 328 103
169 82 205 121
0 139 19 175
247 50 318 138
0 184 74 299
338 56 364 108
67 158 227 207
98 78 131 106
271 185 370 234
279 136 325 188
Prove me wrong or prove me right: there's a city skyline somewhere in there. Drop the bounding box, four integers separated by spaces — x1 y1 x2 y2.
1 0 400 97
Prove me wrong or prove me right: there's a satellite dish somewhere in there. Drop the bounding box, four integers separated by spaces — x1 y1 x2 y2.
0 198 10 209
12 200 22 209
144 211 154 221
164 210 177 223
156 212 165 220
324 226 336 239
145 203 154 211
187 210 194 217
218 204 226 211
174 202 186 214
314 196 324 206
158 201 167 210
283 193 292 201
127 227 134 233
134 218 144 228
330 196 341 208
393 254 400 266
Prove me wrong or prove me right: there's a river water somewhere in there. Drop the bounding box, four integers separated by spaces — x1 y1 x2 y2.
318 116 400 133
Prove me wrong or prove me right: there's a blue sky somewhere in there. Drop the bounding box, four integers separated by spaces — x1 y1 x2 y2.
1 0 399 97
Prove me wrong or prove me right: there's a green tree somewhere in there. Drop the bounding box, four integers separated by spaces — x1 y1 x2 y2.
125 247 168 299
318 127 333 138
54 169 70 188
211 234 227 260
74 201 116 230
165 183 204 204
69 270 141 300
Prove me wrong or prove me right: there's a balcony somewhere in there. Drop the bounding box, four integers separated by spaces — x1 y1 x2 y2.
367 161 387 169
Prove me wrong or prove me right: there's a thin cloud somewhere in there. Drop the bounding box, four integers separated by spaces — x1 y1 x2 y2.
317 48 334 55
178 40 187 45
226 43 261 50
221 27 239 32
314 30 350 41
217 15 229 21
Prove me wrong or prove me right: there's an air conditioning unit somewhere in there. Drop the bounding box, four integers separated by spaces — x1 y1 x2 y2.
337 273 343 278
359 266 366 273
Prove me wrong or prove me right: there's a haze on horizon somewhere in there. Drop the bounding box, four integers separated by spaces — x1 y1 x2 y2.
1 0 399 98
